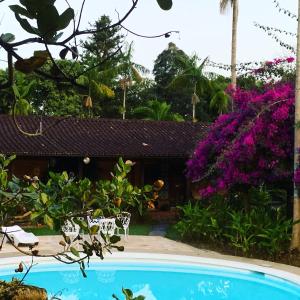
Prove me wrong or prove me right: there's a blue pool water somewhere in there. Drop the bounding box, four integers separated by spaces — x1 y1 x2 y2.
0 261 300 299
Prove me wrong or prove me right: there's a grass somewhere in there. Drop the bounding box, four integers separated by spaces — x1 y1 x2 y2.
26 223 152 236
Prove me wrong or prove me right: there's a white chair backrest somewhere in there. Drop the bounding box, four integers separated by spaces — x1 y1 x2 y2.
99 218 116 236
61 220 80 236
1 225 23 233
117 212 131 229
87 215 103 227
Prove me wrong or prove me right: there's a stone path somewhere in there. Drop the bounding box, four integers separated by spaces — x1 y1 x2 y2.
149 223 168 236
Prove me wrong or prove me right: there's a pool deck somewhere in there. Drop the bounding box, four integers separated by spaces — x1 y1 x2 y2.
1 235 300 277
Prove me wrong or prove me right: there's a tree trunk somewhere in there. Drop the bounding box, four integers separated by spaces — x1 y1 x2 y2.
122 86 126 120
291 0 300 250
230 0 238 91
192 103 196 122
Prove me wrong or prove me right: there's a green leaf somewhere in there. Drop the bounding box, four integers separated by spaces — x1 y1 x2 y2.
144 185 152 192
59 47 69 59
110 235 121 244
70 246 80 257
3 155 16 167
30 211 43 220
36 5 59 40
62 171 69 181
80 265 87 277
138 201 143 216
156 0 173 10
57 7 74 31
93 209 103 218
9 4 33 18
126 185 133 193
12 84 20 99
90 225 99 235
52 31 63 42
40 192 49 204
44 214 54 230
15 13 39 35
122 288 133 298
0 33 15 43
20 0 55 15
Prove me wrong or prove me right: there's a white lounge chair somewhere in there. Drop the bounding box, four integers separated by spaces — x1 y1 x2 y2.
1 225 39 246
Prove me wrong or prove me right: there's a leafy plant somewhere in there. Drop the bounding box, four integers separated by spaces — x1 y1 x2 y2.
175 198 226 242
224 211 256 255
10 0 74 42
113 288 145 300
174 186 293 258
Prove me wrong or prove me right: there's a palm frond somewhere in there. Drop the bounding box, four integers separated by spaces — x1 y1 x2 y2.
210 90 229 114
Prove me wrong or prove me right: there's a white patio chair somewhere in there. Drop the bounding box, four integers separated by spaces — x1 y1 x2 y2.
61 220 80 247
87 215 104 235
98 218 116 237
1 225 39 246
116 212 131 239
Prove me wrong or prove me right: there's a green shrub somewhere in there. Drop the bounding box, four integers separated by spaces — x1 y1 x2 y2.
174 186 293 259
175 197 227 243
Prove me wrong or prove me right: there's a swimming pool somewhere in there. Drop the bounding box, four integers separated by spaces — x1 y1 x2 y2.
0 253 300 299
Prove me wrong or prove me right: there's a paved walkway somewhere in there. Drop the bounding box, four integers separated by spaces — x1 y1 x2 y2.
1 235 300 276
149 224 168 236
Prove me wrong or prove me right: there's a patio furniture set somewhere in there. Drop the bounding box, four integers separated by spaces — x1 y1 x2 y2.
62 212 131 244
1 212 131 247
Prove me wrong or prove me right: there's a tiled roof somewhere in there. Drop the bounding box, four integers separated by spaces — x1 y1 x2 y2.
0 115 209 158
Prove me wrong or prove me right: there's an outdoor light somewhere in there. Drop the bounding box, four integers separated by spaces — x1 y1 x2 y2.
83 157 90 164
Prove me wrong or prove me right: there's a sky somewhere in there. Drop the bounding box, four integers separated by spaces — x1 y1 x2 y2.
0 0 298 75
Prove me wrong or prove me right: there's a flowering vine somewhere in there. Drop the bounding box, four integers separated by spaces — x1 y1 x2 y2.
187 83 295 198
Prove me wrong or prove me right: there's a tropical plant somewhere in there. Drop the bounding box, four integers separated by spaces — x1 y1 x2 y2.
113 288 145 300
0 155 160 298
133 100 184 121
174 186 293 258
117 43 148 119
11 80 34 116
153 43 193 117
209 90 229 115
168 54 208 122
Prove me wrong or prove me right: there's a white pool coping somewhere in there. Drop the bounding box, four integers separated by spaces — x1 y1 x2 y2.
1 252 300 286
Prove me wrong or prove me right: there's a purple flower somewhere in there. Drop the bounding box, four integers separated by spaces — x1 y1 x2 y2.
187 82 295 198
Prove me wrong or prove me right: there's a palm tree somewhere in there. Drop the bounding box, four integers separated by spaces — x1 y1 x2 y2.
169 54 208 122
291 0 300 250
220 0 238 89
77 68 115 117
209 90 229 115
118 43 148 120
133 100 184 121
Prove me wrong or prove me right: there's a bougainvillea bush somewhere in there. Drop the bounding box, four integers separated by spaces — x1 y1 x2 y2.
187 82 295 198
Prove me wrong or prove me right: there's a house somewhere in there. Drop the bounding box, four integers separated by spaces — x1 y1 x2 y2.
0 115 208 207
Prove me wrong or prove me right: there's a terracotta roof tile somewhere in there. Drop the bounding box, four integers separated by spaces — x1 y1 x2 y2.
0 115 209 158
